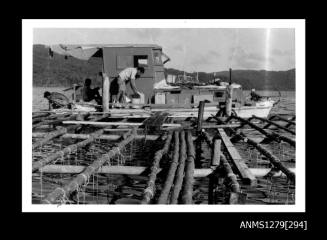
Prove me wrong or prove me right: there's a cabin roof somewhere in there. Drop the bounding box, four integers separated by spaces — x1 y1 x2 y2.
50 44 162 49
49 44 163 61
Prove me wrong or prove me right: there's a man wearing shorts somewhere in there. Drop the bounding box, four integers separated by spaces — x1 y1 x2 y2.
117 67 145 103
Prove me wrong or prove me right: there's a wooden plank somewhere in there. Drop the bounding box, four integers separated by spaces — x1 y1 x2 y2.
202 124 241 129
217 129 235 147
218 128 257 186
39 165 294 178
31 132 197 141
62 120 181 128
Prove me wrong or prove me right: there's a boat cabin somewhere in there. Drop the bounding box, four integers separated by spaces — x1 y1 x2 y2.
50 44 245 108
50 44 168 104
154 84 246 107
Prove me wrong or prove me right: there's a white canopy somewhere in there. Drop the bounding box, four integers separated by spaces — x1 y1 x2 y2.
49 45 101 60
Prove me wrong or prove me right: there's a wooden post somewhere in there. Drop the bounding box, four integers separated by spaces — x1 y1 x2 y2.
208 139 221 204
225 68 233 116
102 72 110 112
73 84 77 104
211 139 221 166
197 101 205 132
225 85 233 116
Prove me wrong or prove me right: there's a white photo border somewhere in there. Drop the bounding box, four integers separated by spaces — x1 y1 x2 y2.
22 19 305 212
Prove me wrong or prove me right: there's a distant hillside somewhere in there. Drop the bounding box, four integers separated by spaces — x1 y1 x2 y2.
33 44 103 87
165 68 295 90
33 44 295 90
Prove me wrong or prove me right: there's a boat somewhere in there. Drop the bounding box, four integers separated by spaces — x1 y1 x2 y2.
44 44 276 119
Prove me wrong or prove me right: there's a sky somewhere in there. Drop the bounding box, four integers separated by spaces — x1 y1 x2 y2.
34 28 295 73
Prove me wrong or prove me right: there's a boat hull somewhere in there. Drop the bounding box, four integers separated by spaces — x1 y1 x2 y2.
44 100 274 119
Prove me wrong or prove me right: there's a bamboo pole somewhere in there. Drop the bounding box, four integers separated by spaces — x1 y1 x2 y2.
39 165 295 177
62 120 181 128
240 132 295 183
276 135 296 147
32 114 76 129
202 124 241 129
263 115 295 129
284 116 296 128
232 115 281 141
33 112 51 119
141 132 173 204
32 127 67 150
208 120 295 183
170 131 186 204
251 115 295 135
181 131 195 204
34 133 160 141
157 131 180 204
32 129 104 173
33 113 63 124
231 115 295 147
42 131 136 204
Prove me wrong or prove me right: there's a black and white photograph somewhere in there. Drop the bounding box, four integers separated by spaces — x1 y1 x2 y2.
22 19 305 212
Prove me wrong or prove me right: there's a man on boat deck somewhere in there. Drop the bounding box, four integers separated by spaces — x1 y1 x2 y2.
116 67 145 104
82 78 102 105
250 89 262 101
43 91 70 110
